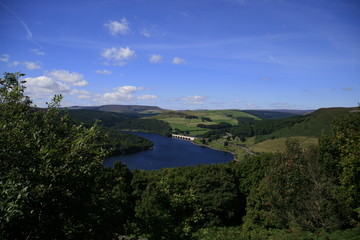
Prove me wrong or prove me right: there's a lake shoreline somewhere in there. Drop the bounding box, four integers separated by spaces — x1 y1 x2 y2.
104 131 234 170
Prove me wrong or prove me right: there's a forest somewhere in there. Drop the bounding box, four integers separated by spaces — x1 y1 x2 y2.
1 72 359 240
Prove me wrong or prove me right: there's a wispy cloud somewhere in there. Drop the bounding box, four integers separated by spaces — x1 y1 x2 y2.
173 57 185 64
104 18 129 36
181 95 207 105
24 61 41 70
0 1 32 40
138 94 158 100
149 54 162 63
30 48 45 55
140 28 151 37
95 69 112 75
0 54 10 62
10 61 41 70
101 47 136 65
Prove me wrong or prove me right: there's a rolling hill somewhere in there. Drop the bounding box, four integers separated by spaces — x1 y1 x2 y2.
254 107 354 143
148 110 261 136
69 104 166 114
242 109 313 119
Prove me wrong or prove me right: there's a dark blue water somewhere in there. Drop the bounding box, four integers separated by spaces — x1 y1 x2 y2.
103 132 234 170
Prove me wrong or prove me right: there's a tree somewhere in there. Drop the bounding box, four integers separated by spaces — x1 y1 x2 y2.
243 140 345 231
320 108 360 224
0 72 132 239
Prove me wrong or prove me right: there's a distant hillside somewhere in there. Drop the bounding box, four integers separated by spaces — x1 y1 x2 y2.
69 105 166 114
67 109 133 127
149 109 260 136
255 107 354 142
242 110 313 119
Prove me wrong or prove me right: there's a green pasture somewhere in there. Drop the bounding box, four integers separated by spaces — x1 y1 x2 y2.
250 136 319 153
193 110 261 123
194 138 250 160
150 110 260 136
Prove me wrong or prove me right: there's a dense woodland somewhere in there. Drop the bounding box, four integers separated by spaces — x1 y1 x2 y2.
1 73 359 239
115 118 172 136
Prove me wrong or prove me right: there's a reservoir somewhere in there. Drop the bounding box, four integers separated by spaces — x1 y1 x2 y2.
103 132 234 170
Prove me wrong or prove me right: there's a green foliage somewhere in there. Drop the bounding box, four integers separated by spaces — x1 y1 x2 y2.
131 164 245 239
102 128 153 156
243 140 346 232
67 109 132 127
0 73 133 239
115 118 172 136
194 226 360 240
93 162 135 237
197 122 232 129
242 110 302 119
201 117 212 122
320 109 360 224
193 226 243 240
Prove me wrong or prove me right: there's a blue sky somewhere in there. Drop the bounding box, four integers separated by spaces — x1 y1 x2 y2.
0 0 359 110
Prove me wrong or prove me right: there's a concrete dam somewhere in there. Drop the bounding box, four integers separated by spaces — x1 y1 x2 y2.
171 134 196 141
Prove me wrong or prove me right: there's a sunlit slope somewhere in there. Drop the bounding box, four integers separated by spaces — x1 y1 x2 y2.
250 137 319 153
255 107 354 143
148 110 260 136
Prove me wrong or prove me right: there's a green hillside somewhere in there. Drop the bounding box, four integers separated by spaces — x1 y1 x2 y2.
250 136 319 153
255 107 354 143
149 110 260 136
69 104 166 114
67 109 132 127
242 110 310 119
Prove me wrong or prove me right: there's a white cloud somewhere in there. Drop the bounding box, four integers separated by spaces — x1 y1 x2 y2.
149 54 162 63
182 95 207 105
95 69 112 75
246 103 257 108
22 70 91 105
24 76 71 96
9 60 41 70
104 18 129 36
96 86 143 104
30 49 45 55
0 54 10 62
138 94 158 100
140 28 151 37
46 70 88 86
73 80 88 87
78 95 91 99
24 61 41 70
71 89 93 99
101 47 136 65
172 57 184 64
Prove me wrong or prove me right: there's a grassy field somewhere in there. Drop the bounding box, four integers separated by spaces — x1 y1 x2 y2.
149 110 260 136
250 136 319 153
194 138 251 160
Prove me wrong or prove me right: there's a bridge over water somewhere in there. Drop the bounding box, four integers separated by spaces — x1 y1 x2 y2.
171 134 196 141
